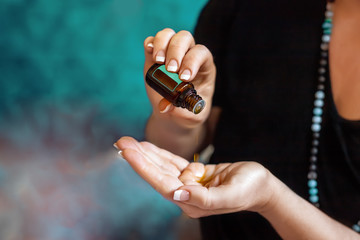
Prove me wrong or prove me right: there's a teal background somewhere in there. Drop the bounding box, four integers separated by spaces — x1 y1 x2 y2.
0 0 208 239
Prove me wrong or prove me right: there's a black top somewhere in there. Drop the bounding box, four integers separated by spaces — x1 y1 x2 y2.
194 0 360 239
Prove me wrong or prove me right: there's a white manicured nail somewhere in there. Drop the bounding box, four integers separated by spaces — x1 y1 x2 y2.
113 143 119 149
147 43 154 48
167 65 177 72
195 171 204 178
180 74 190 80
156 56 165 62
173 190 189 201
160 104 171 113
180 69 191 80
118 150 124 159
167 60 178 72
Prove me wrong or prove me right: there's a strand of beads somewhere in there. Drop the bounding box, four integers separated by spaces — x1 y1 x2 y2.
307 3 360 233
353 221 360 233
307 2 333 208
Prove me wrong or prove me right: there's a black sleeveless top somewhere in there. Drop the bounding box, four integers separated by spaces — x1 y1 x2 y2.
194 0 360 239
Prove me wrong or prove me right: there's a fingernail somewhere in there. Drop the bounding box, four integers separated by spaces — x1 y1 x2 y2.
113 143 119 149
147 43 154 48
180 69 191 80
195 171 204 178
118 150 124 159
173 190 190 201
156 51 165 63
167 59 178 72
160 103 171 113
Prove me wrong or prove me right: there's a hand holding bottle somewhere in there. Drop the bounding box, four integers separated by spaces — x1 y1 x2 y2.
143 28 216 127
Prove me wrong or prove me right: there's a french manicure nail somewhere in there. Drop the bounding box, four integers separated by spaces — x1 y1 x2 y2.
156 56 165 62
167 59 178 72
113 143 119 149
118 150 124 159
160 104 171 113
156 51 165 63
147 43 154 48
173 190 190 201
180 69 191 80
195 171 204 178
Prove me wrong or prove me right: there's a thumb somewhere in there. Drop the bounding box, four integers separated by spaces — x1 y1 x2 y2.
143 36 155 77
158 98 174 113
173 185 224 210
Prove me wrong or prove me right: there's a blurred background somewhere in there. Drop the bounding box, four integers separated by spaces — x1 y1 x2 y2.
0 0 208 239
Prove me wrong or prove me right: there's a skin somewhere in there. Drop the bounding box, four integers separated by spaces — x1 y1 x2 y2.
115 137 359 239
116 0 360 239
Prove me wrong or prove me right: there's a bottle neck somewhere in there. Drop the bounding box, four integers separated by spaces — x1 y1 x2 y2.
180 90 205 114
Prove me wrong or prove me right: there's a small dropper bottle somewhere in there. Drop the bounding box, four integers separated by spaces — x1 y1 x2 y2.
146 63 206 114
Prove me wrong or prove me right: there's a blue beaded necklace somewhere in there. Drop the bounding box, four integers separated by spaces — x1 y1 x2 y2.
307 2 360 233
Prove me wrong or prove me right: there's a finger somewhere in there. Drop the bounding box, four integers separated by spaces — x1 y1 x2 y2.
173 184 236 210
158 98 174 114
144 36 155 54
165 30 195 73
140 141 189 172
143 36 156 81
116 137 184 176
122 148 183 198
179 162 206 183
178 44 214 82
153 28 176 64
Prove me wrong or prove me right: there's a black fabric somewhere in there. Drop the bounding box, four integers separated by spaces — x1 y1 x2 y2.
194 0 360 239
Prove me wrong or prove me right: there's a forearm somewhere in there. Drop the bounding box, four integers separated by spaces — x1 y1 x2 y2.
145 113 207 161
260 176 359 240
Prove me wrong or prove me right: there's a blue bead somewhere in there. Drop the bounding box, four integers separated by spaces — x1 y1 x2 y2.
312 123 321 132
309 195 319 203
322 35 331 43
312 116 322 124
352 224 360 233
314 99 324 107
322 22 332 29
323 29 332 35
313 108 323 116
309 188 319 195
308 179 318 188
315 90 325 99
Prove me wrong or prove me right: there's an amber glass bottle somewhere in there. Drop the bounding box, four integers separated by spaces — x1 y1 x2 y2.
146 63 205 114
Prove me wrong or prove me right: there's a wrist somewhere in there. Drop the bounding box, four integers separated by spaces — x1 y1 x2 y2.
256 171 286 215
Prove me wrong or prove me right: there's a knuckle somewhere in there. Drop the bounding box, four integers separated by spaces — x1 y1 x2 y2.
178 30 193 39
195 44 210 55
144 36 153 44
161 28 176 35
168 42 183 51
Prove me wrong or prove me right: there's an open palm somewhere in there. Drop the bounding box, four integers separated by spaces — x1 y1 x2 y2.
116 137 274 218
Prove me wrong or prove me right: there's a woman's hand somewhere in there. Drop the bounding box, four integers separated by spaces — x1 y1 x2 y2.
115 137 276 218
143 28 216 128
173 161 276 218
115 138 360 239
